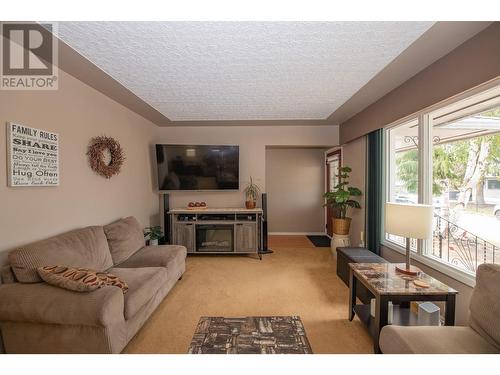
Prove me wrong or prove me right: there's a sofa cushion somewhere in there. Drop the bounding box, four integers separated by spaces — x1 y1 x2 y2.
116 245 187 271
9 226 113 283
37 266 129 294
109 267 167 320
38 266 106 292
104 217 145 265
379 325 499 354
1 265 16 284
469 263 500 350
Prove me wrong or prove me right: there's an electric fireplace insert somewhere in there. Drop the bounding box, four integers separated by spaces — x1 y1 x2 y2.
196 224 234 252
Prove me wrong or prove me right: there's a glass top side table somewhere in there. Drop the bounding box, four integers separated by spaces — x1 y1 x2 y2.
348 263 458 353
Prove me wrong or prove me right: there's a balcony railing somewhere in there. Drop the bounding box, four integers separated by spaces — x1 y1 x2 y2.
432 213 499 274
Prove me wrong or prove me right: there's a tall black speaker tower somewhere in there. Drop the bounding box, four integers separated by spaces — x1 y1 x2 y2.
162 193 170 244
260 193 273 254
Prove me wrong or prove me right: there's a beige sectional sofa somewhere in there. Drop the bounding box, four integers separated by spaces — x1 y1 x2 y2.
0 217 187 354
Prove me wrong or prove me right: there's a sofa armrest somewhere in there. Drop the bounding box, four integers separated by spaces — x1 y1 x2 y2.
0 283 124 327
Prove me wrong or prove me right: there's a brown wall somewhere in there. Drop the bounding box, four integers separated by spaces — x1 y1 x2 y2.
340 22 500 143
0 69 159 265
156 126 338 210
265 148 326 233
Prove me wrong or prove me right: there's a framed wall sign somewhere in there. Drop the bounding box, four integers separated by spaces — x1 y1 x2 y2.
6 122 59 186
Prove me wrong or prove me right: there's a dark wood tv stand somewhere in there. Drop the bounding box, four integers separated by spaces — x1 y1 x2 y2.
168 208 263 258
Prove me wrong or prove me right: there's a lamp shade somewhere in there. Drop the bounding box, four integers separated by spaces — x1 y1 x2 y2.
385 202 433 239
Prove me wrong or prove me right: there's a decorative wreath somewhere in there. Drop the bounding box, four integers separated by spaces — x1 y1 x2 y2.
87 136 125 179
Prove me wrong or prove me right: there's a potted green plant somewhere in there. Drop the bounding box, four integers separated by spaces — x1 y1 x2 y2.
243 177 261 209
144 226 163 246
323 166 362 235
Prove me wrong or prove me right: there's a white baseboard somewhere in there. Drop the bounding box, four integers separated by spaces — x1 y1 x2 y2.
269 232 328 236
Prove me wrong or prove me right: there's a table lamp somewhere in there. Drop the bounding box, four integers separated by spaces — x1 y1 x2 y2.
385 202 433 275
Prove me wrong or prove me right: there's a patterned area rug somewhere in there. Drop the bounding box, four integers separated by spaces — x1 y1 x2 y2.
188 316 313 354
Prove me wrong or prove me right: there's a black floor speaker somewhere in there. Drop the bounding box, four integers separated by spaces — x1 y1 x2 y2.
260 193 273 254
161 193 170 244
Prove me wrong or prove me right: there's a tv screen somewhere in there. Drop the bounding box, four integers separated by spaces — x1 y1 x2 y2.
156 144 239 191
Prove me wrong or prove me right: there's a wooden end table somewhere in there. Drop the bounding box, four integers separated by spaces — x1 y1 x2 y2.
348 263 458 354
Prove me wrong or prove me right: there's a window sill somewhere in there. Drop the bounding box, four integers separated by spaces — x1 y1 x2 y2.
381 240 476 288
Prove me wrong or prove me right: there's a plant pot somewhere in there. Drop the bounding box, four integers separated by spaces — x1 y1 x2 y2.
245 200 256 209
332 217 352 235
149 239 159 246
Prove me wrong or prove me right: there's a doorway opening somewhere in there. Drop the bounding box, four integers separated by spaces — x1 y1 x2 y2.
326 148 342 237
265 146 329 235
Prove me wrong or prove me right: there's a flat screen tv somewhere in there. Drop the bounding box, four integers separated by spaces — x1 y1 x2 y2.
156 144 239 191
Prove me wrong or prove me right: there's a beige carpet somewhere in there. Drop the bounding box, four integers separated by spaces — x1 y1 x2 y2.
123 235 373 354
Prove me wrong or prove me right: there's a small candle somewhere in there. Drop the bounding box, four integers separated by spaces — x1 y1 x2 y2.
360 231 364 241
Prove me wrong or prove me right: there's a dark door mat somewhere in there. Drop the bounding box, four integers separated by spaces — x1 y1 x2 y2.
188 316 313 354
307 235 331 247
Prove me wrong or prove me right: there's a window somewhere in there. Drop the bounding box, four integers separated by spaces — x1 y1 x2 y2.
383 82 500 277
487 179 500 190
429 105 500 274
327 152 341 192
385 118 419 252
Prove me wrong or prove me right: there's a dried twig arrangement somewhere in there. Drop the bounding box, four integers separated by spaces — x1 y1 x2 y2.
87 136 125 179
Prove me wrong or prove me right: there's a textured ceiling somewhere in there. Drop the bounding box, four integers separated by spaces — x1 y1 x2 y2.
57 22 434 121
